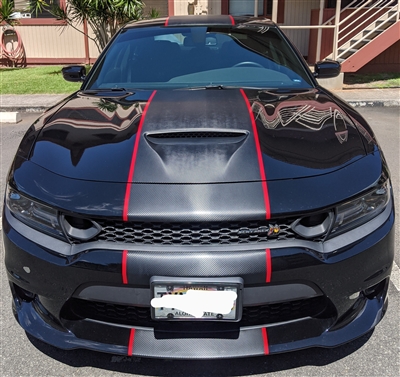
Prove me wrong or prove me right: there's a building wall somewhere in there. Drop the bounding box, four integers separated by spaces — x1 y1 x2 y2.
87 26 100 62
282 0 320 57
0 23 88 65
18 24 85 59
144 0 169 17
358 40 400 73
174 0 221 15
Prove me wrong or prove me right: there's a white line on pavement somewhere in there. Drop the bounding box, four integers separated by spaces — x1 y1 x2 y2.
390 262 400 292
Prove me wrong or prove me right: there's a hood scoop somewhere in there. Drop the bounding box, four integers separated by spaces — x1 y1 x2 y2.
142 129 251 183
145 129 248 145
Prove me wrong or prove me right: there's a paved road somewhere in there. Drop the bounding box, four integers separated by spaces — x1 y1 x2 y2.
0 108 399 377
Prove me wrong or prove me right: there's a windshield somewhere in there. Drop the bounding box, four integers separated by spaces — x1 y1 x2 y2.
84 24 314 90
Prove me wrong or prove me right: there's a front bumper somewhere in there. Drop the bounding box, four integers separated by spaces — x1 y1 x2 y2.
3 205 395 359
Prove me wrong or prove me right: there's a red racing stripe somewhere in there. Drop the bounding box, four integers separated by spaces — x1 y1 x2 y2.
127 328 135 356
123 90 157 221
122 250 128 285
229 15 235 25
240 89 271 220
262 328 270 355
266 248 272 283
165 17 169 26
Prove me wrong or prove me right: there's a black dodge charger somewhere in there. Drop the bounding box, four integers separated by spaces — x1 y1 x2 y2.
3 16 395 359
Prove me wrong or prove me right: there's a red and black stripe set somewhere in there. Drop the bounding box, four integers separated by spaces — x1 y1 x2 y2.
120 88 273 356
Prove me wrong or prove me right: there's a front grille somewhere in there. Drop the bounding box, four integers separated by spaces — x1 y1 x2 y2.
62 296 329 327
93 220 299 246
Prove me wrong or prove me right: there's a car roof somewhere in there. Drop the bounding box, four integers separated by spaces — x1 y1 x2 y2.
123 15 277 29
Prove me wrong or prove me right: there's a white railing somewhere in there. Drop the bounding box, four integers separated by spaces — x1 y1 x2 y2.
333 0 399 60
279 0 399 63
338 0 386 45
335 1 399 60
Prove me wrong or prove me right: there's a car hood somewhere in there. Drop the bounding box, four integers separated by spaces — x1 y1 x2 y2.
30 88 366 184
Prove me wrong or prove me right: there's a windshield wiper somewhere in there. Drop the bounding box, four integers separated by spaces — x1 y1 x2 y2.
182 85 279 91
182 85 227 90
81 88 128 93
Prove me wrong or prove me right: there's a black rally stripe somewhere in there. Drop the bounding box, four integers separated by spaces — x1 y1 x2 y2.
131 89 262 183
125 89 268 221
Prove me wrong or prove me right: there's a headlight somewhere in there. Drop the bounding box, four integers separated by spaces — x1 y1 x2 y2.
6 186 66 240
329 180 391 238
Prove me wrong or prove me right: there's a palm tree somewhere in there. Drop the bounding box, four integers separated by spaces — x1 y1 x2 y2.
30 0 145 52
0 0 18 25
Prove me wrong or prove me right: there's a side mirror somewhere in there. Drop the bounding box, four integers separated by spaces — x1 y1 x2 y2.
62 65 86 82
314 60 341 79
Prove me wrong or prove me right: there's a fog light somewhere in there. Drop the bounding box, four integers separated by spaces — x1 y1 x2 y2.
349 292 360 300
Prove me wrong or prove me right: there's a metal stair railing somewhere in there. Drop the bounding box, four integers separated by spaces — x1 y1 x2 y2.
317 0 373 60
338 0 389 46
335 1 399 61
322 0 400 61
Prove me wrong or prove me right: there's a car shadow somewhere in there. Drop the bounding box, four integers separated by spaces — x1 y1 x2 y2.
26 330 373 376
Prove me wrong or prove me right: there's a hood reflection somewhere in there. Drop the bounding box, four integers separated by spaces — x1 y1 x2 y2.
30 89 368 183
36 92 150 167
248 89 366 170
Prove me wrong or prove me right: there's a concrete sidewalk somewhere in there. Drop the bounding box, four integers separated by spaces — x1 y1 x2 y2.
333 88 400 108
0 88 399 113
0 94 67 113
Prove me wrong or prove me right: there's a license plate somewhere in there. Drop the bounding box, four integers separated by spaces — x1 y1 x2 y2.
150 277 243 321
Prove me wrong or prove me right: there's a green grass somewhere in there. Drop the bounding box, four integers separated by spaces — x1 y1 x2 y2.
372 78 400 88
344 72 400 88
1 66 399 94
0 66 83 94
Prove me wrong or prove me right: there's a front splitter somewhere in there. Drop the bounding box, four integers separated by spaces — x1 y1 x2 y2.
12 294 387 359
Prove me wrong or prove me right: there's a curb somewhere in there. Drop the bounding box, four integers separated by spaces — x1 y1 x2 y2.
0 107 50 113
0 111 21 123
347 100 400 108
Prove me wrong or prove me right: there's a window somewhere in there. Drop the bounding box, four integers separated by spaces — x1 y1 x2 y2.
229 0 264 16
12 0 66 25
326 0 366 8
13 0 62 19
222 0 284 23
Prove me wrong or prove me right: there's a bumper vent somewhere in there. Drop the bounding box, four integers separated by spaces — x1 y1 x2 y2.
62 296 330 327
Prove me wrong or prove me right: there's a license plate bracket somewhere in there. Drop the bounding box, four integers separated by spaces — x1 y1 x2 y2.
150 277 243 322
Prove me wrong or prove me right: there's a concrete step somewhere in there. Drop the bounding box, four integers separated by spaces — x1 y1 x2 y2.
376 19 396 28
338 48 358 59
363 29 385 37
350 38 372 48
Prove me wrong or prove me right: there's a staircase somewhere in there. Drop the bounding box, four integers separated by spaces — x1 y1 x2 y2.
323 0 399 72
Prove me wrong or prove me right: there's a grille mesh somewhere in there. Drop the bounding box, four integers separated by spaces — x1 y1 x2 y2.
93 220 298 246
64 296 328 327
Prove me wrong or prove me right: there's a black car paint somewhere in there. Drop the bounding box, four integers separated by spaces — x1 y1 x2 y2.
11 87 381 220
3 204 395 356
3 15 394 359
